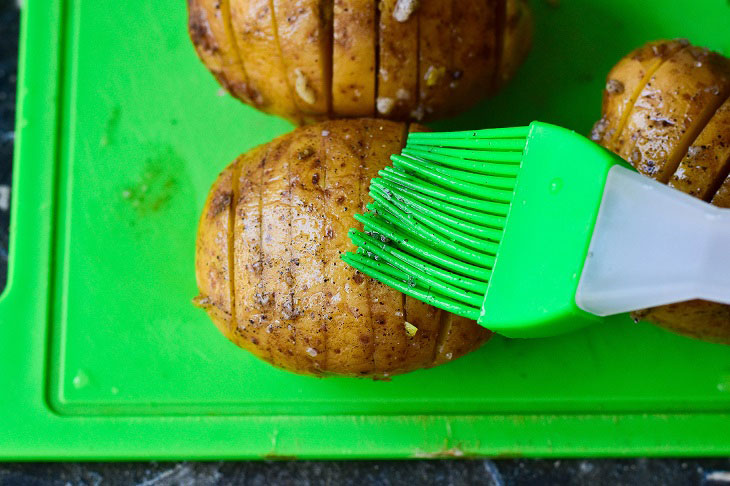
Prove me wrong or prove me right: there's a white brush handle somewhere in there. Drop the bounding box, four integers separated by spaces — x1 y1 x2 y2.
575 165 730 316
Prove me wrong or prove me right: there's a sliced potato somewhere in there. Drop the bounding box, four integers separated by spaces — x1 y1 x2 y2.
434 314 493 366
232 146 274 362
332 0 376 116
416 0 453 120
196 119 490 376
230 0 301 121
618 46 730 181
273 0 332 119
187 0 252 102
195 163 235 318
376 0 418 120
669 97 730 199
711 175 730 208
446 0 499 115
590 40 686 152
495 0 533 90
633 302 730 345
322 122 376 375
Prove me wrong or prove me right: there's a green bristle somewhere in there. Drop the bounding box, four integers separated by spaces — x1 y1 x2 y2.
349 232 485 306
341 252 482 319
354 213 491 281
401 147 521 175
380 167 511 213
406 138 526 151
342 127 531 321
387 158 513 202
371 185 500 255
394 153 517 190
372 180 507 232
406 125 530 140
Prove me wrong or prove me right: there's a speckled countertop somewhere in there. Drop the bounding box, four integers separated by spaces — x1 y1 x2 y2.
1 0 730 483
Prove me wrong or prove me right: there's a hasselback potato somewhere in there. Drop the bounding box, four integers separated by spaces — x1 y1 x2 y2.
195 119 491 376
592 39 730 344
187 0 533 124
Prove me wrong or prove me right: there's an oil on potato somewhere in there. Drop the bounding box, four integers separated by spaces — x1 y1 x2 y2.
593 40 730 344
188 0 533 124
195 119 492 376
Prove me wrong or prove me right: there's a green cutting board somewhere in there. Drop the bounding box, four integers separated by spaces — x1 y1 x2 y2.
2 0 730 459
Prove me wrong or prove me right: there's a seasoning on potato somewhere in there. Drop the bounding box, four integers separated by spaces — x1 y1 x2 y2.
195 119 491 376
593 39 730 344
188 0 533 124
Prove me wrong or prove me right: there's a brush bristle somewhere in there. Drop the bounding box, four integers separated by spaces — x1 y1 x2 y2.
343 129 528 320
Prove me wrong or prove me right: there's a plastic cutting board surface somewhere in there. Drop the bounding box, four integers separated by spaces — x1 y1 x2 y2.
1 0 730 459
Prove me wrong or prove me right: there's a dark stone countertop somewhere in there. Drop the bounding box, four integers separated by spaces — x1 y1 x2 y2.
1 0 729 484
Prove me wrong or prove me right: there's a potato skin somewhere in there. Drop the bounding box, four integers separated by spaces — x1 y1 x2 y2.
195 119 491 376
189 0 533 124
593 40 730 344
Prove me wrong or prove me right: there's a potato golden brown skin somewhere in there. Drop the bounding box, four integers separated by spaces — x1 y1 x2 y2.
195 119 492 376
593 40 730 345
188 0 533 124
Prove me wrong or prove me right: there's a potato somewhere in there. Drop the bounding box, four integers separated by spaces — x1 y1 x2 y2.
615 45 730 181
229 0 301 121
188 0 533 123
195 119 492 376
376 0 418 119
187 0 252 103
593 40 730 344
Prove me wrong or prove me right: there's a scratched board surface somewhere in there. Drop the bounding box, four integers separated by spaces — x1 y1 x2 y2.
1 0 730 459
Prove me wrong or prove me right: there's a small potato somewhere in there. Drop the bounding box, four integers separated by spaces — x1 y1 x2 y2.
195 119 491 376
593 40 730 344
188 0 533 123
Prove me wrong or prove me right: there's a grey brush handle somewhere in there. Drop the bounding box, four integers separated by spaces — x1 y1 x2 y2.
575 165 730 316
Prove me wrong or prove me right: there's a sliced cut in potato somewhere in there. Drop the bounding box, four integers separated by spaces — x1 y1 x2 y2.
232 145 274 362
273 0 332 120
332 0 376 116
416 0 453 121
196 120 491 376
195 163 236 321
358 120 409 375
187 0 252 102
711 175 730 208
433 314 493 366
633 302 730 345
618 46 730 182
669 97 730 199
590 40 687 152
230 0 301 121
495 0 533 91
376 0 419 120
322 122 376 375
446 0 499 115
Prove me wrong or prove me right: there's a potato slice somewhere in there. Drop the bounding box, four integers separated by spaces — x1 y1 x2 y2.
416 0 452 121
358 120 410 375
231 146 274 362
669 97 730 199
332 0 376 116
273 0 332 119
322 121 376 374
633 302 730 345
446 0 499 115
433 314 492 366
590 40 686 152
375 0 419 120
230 0 301 121
495 0 533 90
195 163 236 323
187 0 252 102
711 176 730 208
618 46 730 182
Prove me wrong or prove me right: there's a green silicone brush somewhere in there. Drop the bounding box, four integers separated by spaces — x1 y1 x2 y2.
341 121 730 338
